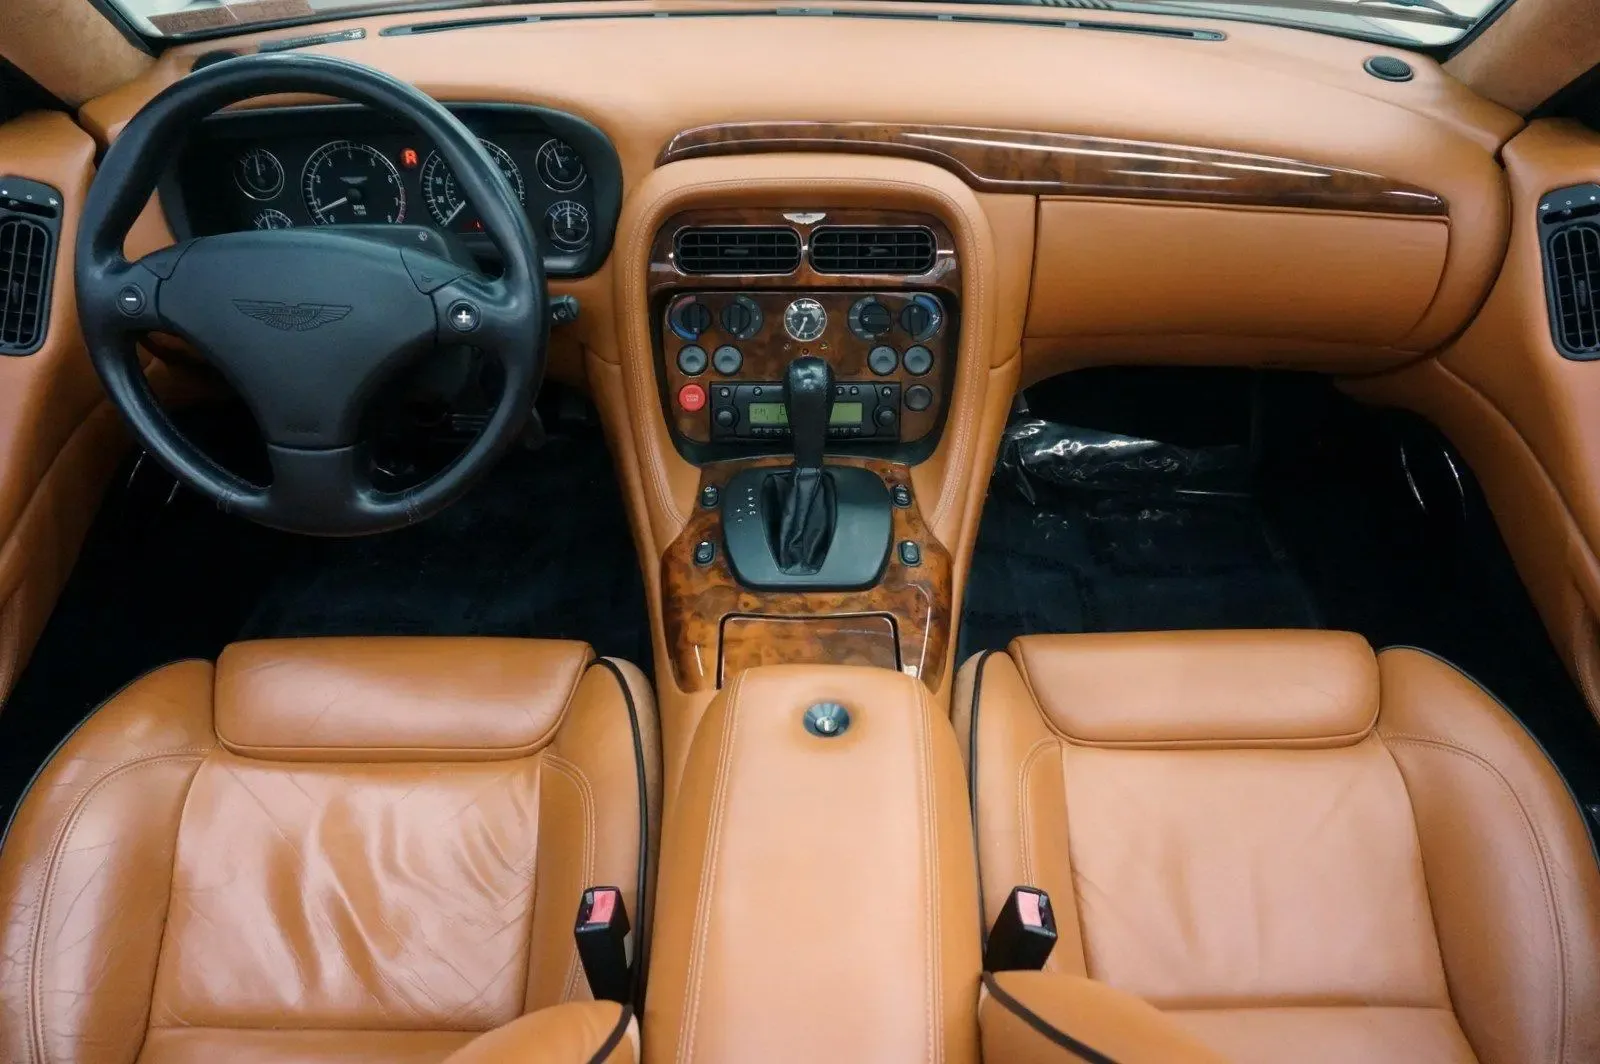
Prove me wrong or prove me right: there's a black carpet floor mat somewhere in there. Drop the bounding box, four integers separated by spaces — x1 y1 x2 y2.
0 425 648 826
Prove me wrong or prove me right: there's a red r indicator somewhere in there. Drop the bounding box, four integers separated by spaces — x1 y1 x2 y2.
399 148 419 169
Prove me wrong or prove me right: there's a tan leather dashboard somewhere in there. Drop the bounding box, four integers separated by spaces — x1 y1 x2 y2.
83 0 1521 384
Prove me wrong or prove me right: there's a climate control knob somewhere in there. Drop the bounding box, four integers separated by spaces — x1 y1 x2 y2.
900 295 943 341
669 296 712 341
848 297 894 340
721 295 763 340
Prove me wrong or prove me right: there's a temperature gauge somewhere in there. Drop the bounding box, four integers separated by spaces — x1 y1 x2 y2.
545 200 591 252
252 208 293 230
536 139 586 192
234 148 284 201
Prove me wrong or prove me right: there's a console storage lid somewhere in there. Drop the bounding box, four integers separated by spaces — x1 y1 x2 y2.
643 664 981 1064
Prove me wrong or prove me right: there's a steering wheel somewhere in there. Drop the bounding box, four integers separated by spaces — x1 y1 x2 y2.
76 54 547 536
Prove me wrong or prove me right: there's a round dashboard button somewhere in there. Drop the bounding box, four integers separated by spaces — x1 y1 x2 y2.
868 345 898 376
902 345 933 376
712 345 744 375
677 345 708 375
678 383 707 412
905 384 934 412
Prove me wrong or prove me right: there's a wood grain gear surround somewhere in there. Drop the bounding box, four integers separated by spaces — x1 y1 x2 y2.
661 457 953 693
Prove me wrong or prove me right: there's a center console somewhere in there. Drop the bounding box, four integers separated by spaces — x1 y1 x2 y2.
642 664 981 1063
649 209 961 693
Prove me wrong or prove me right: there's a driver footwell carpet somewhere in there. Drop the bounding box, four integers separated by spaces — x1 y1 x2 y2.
0 426 648 825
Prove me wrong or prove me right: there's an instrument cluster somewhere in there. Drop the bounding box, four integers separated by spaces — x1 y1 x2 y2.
168 104 621 277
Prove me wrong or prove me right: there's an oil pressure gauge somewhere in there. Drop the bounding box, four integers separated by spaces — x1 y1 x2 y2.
545 200 591 251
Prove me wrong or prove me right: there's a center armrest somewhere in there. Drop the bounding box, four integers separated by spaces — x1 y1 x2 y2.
643 664 981 1064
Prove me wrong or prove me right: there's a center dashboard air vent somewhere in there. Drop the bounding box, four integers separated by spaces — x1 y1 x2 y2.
810 226 936 275
1540 184 1600 359
0 177 62 357
675 227 801 275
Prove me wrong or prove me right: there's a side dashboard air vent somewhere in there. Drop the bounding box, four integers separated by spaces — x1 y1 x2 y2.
0 177 62 357
1540 184 1600 360
674 227 800 274
810 226 936 275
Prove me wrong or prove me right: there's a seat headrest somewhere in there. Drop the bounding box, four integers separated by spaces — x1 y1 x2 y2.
215 637 593 761
1010 630 1379 748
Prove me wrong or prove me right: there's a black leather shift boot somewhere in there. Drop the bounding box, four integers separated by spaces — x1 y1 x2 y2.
764 467 837 574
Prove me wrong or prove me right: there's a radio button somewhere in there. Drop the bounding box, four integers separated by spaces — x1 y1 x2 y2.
876 406 897 428
678 383 707 412
903 345 933 376
714 408 738 429
712 345 744 374
677 345 708 375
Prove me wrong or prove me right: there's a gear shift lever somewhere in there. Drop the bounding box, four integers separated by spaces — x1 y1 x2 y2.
784 356 833 471
766 356 837 574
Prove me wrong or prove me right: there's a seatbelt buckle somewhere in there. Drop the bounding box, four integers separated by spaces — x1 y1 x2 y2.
574 886 632 1004
984 886 1058 972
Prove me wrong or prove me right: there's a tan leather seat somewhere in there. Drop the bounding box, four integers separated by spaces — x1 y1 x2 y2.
0 637 659 1064
955 630 1600 1064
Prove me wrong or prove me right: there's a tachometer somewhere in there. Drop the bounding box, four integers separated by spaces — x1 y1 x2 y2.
301 140 405 225
419 140 525 229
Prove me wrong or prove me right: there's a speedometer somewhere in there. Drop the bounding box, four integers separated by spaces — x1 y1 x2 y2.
419 140 525 229
302 141 405 225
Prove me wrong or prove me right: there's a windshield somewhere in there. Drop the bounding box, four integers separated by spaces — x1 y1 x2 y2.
112 0 1502 47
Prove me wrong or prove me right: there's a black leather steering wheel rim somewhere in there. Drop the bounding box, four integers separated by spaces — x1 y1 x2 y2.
76 53 548 536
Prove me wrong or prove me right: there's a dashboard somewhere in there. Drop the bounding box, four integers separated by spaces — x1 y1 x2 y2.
163 102 622 276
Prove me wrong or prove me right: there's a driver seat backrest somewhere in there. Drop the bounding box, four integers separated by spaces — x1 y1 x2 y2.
0 637 658 1064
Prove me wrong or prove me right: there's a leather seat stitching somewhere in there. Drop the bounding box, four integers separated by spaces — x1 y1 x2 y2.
624 172 990 535
678 671 745 1064
1383 733 1569 1063
1016 738 1056 891
30 747 210 1064
545 755 598 1004
916 685 941 1064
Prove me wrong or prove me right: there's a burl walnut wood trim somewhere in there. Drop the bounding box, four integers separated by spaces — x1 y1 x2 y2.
662 458 952 693
650 208 961 448
719 615 900 685
658 123 1448 217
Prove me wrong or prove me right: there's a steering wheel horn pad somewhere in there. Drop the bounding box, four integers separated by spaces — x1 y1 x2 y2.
76 54 548 536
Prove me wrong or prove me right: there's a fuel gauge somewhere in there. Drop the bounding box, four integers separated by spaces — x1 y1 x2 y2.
235 148 284 201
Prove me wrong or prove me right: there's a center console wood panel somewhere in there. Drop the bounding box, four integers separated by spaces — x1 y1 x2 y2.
659 122 1449 217
649 208 959 450
718 615 899 682
644 664 981 1064
663 458 953 693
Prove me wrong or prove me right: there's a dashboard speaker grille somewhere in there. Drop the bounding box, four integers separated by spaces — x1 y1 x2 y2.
675 227 800 274
1550 223 1600 356
0 214 52 355
810 226 936 275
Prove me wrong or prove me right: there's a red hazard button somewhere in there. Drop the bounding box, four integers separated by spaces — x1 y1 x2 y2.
678 383 707 412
